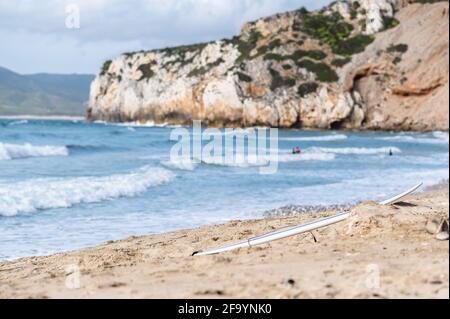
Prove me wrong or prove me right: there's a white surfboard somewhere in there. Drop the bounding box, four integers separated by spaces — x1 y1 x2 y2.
193 211 351 256
378 182 423 206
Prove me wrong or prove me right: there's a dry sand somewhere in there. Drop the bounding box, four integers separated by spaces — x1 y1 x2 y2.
0 186 448 299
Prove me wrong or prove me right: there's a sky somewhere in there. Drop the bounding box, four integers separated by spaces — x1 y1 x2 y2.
0 0 331 75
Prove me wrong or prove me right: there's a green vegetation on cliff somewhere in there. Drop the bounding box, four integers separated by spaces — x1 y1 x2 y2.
298 82 319 97
387 43 409 54
331 57 351 67
137 63 155 81
269 68 296 91
295 10 374 56
100 60 112 76
296 60 338 82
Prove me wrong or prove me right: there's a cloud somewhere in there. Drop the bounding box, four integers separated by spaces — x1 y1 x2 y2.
0 0 332 73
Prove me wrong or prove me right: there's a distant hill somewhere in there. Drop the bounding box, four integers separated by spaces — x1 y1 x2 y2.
0 66 94 116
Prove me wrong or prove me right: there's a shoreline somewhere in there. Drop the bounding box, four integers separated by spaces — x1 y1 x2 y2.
2 182 446 262
1 116 449 133
0 185 448 299
0 115 85 121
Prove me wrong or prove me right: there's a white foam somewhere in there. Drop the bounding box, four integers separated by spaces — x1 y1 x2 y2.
432 131 449 143
93 120 108 125
0 143 69 161
161 159 197 171
0 166 175 216
95 120 184 129
8 120 29 126
378 133 449 145
196 151 335 168
281 134 348 142
281 153 336 162
116 121 170 128
308 146 401 155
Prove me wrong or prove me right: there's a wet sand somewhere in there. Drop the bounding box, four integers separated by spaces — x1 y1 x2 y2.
0 186 448 299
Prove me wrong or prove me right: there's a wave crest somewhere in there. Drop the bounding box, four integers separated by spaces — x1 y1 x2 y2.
307 146 401 155
379 133 449 145
282 134 348 142
8 120 29 126
161 160 197 171
0 143 68 161
196 152 335 167
0 166 175 216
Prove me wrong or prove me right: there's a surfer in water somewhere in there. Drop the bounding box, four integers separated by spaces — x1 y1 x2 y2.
292 147 301 155
389 149 393 156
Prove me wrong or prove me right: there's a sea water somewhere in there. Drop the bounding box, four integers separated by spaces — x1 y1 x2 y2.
0 119 448 260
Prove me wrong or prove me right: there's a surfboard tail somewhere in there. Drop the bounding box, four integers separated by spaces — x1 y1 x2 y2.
379 182 423 206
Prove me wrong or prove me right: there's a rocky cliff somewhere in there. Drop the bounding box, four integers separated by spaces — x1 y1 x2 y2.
88 0 449 131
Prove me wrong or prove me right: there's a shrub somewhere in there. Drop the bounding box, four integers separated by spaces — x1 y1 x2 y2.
298 82 319 97
237 72 253 82
350 1 359 20
352 1 361 10
100 60 112 75
393 56 402 65
264 50 327 62
158 42 208 56
358 19 367 32
296 11 373 56
383 17 400 30
282 64 292 70
235 30 264 63
163 54 198 69
269 68 296 91
187 58 224 77
263 53 286 61
255 38 283 58
187 67 206 78
331 57 351 67
137 63 155 80
291 49 327 61
296 60 338 82
387 43 409 54
332 34 375 56
297 7 309 15
301 12 354 50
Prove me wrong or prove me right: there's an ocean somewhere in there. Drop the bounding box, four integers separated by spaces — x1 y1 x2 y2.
0 118 448 260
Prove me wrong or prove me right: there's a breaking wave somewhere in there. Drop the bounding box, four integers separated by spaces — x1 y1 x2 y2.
307 146 401 155
378 132 449 145
161 159 197 171
0 166 175 216
196 152 335 167
281 134 348 142
0 143 69 161
7 120 29 126
94 120 183 128
433 131 449 141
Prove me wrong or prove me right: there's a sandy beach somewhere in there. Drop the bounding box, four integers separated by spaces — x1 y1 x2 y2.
0 185 448 299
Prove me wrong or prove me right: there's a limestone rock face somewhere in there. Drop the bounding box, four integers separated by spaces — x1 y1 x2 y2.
341 1 449 131
88 0 449 131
